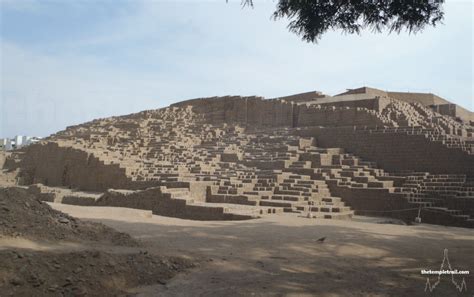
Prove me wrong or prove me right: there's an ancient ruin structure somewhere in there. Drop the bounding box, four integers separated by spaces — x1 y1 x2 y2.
3 87 473 227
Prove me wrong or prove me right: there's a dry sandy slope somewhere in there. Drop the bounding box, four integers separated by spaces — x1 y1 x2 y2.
52 203 474 297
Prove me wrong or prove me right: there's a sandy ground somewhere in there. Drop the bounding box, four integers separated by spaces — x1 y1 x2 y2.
47 203 474 297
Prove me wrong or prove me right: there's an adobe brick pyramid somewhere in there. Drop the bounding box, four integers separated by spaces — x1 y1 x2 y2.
4 87 474 227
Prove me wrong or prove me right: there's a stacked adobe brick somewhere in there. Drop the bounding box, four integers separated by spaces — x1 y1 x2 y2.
3 93 473 226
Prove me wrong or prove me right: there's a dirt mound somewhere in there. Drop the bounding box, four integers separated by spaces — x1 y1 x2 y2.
0 249 195 297
0 187 137 246
0 187 197 296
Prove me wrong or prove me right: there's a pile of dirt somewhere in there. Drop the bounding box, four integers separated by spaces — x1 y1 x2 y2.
0 249 195 296
0 187 137 246
0 186 198 296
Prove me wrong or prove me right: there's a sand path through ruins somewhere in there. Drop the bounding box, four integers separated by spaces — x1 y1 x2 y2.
49 203 474 297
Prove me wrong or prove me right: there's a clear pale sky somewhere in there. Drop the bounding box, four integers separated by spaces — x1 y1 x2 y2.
1 0 473 138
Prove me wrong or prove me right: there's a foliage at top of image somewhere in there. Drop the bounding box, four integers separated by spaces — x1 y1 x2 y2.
239 0 445 42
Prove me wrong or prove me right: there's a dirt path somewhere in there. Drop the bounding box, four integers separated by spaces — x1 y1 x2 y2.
52 203 474 297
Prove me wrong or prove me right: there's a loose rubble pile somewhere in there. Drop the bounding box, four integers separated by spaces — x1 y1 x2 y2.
0 249 194 297
0 187 136 245
0 187 195 296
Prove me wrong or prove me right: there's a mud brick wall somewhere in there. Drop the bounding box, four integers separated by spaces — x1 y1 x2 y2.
171 96 294 127
27 185 56 202
431 104 457 118
220 153 240 162
90 187 251 220
327 180 412 212
158 202 219 220
153 193 251 220
247 99 293 127
445 197 474 217
62 195 97 206
454 105 474 122
387 91 448 106
189 181 215 202
96 188 161 210
305 97 391 112
327 181 472 227
273 91 325 103
296 105 389 127
8 142 132 191
171 96 249 125
173 96 396 129
299 152 332 166
242 160 287 170
61 187 199 218
431 104 474 122
417 209 472 227
297 127 474 177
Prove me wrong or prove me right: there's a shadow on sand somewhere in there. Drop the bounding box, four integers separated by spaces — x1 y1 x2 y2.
85 215 473 297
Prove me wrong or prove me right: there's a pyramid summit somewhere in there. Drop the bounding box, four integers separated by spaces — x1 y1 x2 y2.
2 87 474 227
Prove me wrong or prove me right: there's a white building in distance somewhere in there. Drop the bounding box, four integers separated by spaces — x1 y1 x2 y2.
0 135 41 151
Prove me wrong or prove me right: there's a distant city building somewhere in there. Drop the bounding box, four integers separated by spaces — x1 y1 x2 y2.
0 135 41 151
